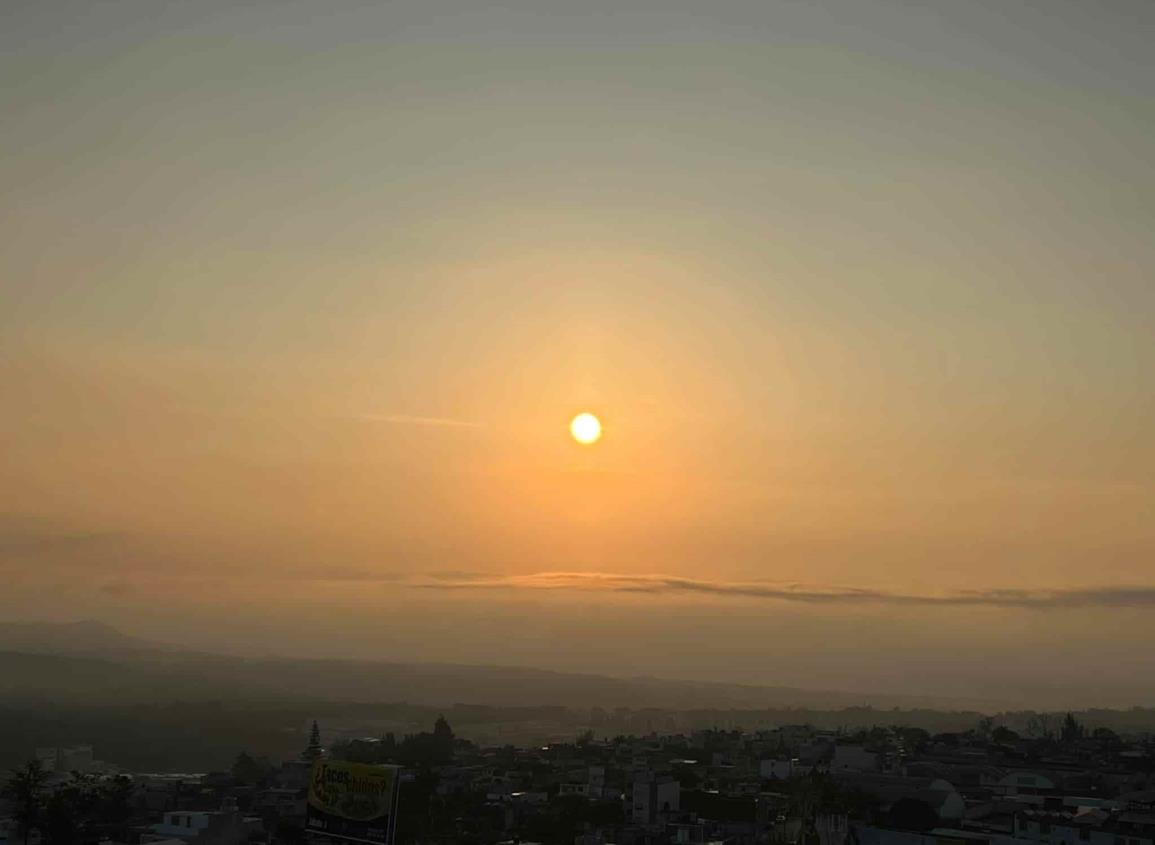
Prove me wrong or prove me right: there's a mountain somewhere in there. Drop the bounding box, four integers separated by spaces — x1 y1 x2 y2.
0 619 163 655
2 621 1152 774
0 620 1003 711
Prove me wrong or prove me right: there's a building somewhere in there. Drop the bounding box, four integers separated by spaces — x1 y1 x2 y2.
35 745 96 774
632 777 680 826
1013 809 1155 845
999 773 1057 797
833 745 880 773
762 759 799 780
146 799 262 845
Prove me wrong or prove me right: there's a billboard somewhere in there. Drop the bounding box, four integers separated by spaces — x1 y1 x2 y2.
307 760 401 844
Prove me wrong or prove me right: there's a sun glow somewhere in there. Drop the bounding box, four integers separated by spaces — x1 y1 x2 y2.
569 412 602 445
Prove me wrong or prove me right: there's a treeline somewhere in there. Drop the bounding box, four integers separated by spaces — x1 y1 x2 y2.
329 716 458 767
1 762 133 845
633 706 1155 736
0 703 315 771
3 701 1152 774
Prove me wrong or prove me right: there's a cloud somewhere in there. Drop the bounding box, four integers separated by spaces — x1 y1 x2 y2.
358 413 481 428
410 571 1155 609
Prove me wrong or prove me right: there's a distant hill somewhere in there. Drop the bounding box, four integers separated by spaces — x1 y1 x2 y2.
3 621 1154 774
2 622 1153 774
0 619 163 655
0 647 920 709
0 620 1001 711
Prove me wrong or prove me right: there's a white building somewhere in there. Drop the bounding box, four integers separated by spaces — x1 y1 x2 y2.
147 801 262 845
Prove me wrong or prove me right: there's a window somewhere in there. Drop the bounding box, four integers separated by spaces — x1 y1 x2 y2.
1080 830 1090 841
1041 823 1051 834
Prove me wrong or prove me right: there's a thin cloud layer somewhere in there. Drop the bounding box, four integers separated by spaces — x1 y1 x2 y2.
359 413 481 428
413 571 1155 609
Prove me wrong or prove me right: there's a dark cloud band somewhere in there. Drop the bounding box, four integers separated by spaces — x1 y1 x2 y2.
411 571 1155 609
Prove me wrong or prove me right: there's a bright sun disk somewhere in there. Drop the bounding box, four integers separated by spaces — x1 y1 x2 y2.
570 412 602 444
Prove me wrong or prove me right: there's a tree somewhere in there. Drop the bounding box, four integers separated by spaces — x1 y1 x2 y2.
1061 713 1086 744
992 726 1020 744
432 716 454 763
894 726 930 753
2 760 50 845
303 721 323 761
932 732 960 747
91 776 133 842
1025 713 1054 741
1092 727 1120 747
232 751 272 785
40 774 97 845
2 765 138 845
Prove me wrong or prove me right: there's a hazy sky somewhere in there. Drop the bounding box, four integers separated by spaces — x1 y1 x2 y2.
2 0 1153 708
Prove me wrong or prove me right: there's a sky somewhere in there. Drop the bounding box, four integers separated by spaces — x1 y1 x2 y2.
2 0 1153 709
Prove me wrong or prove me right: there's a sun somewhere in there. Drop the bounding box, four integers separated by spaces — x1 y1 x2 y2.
569 412 602 445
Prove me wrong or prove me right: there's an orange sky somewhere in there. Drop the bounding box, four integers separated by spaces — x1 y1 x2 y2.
2 0 1153 707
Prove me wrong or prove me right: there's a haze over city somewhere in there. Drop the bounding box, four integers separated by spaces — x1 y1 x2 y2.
2 0 1153 711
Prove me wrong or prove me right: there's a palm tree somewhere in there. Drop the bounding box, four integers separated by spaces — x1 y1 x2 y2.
2 760 50 845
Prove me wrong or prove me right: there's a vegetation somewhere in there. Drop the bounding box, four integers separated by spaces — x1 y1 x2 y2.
329 714 460 768
231 751 276 785
1 700 1152 774
1 765 132 845
1 760 49 845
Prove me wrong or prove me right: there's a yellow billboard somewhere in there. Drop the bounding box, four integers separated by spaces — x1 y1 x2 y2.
307 760 401 844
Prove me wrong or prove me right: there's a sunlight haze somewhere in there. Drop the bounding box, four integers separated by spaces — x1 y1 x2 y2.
2 0 1153 709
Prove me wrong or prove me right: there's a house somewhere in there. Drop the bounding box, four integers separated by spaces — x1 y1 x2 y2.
146 799 262 845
